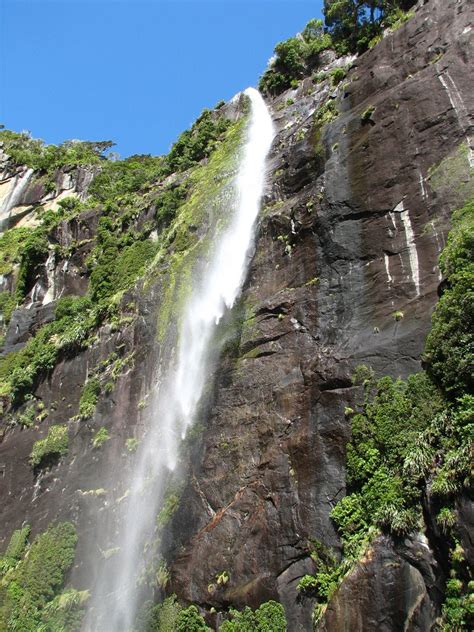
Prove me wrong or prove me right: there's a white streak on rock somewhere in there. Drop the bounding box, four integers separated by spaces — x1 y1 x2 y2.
399 204 421 296
419 170 427 200
439 73 474 167
0 168 34 233
384 253 393 284
42 252 56 305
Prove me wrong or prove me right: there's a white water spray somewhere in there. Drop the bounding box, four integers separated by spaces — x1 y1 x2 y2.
85 88 274 631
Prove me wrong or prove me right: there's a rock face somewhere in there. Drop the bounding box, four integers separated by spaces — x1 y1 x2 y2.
318 536 440 632
0 0 472 630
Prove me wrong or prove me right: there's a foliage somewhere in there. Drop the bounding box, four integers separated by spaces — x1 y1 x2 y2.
140 595 181 632
84 109 230 305
297 574 319 593
0 295 99 405
220 601 286 631
0 197 87 315
156 492 181 529
331 372 443 545
87 153 163 202
436 507 456 534
4 526 30 561
89 237 157 304
126 437 139 452
40 589 90 632
259 19 332 96
0 522 79 631
91 427 110 449
155 562 170 589
321 200 474 627
0 525 31 573
361 105 376 124
153 116 244 343
424 199 474 397
175 605 210 632
323 1 417 54
30 425 69 468
330 66 347 86
0 101 233 406
0 290 16 328
17 402 40 427
0 226 32 275
163 109 232 175
0 129 110 174
216 570 230 586
314 100 339 127
155 183 189 228
79 377 101 419
297 540 350 602
14 229 49 302
351 363 374 386
437 542 474 631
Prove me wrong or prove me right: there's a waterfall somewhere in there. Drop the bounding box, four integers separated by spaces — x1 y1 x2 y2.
84 88 274 631
0 167 34 233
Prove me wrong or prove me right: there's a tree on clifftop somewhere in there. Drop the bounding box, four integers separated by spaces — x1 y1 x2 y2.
323 0 417 53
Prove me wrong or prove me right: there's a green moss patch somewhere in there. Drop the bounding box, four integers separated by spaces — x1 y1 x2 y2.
153 117 245 343
30 424 69 468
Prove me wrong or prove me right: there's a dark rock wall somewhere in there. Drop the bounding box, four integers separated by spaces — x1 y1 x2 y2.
168 1 473 629
0 1 472 630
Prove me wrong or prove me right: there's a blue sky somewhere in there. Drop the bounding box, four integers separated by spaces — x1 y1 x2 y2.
1 1 324 157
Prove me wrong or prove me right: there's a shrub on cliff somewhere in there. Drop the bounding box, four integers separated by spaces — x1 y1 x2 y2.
423 199 474 398
259 19 332 96
0 295 99 405
323 1 417 54
89 234 157 304
0 522 80 631
220 601 286 631
0 130 112 174
162 109 232 175
175 605 210 632
30 425 69 468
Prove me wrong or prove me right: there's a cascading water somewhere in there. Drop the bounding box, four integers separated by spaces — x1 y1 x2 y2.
0 167 34 234
85 87 274 631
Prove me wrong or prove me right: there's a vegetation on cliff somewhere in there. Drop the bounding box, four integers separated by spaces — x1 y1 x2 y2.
139 597 286 632
259 1 417 96
324 0 417 53
299 198 474 630
0 103 235 410
259 19 332 95
0 522 84 631
0 295 100 405
0 130 111 175
0 8 471 629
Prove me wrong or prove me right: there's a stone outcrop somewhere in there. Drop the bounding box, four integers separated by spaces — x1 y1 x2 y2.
318 536 441 632
0 0 472 630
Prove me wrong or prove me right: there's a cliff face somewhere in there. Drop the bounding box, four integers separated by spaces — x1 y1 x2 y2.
168 1 473 628
0 0 472 630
